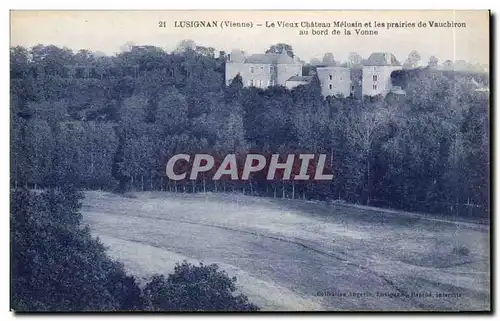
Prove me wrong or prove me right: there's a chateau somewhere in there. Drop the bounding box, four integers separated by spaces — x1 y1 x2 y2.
225 50 404 98
225 49 303 88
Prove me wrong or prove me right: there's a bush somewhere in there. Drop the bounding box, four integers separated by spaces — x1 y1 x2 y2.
11 187 144 311
452 245 470 257
143 261 259 311
11 187 259 312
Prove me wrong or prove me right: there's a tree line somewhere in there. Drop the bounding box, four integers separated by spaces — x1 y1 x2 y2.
10 43 489 217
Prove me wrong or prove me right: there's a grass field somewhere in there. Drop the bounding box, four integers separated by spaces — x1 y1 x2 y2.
81 191 490 311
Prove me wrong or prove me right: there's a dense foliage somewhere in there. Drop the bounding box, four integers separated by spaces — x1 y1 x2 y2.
11 188 258 311
143 262 259 311
10 44 489 217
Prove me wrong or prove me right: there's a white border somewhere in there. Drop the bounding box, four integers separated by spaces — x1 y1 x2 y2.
3 1 497 320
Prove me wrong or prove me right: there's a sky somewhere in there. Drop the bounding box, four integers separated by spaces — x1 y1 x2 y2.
10 10 490 65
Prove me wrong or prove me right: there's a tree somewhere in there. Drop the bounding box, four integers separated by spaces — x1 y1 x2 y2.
143 261 259 311
11 189 258 311
322 53 336 66
309 58 321 66
11 188 144 311
214 108 247 153
403 50 421 68
344 104 393 204
428 56 439 68
119 94 148 126
25 119 55 188
195 45 215 58
348 52 362 67
80 122 119 188
10 46 30 78
265 43 294 58
120 41 136 53
174 39 197 54
155 88 189 135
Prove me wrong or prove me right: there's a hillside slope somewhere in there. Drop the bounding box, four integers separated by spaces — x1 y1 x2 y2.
81 191 490 311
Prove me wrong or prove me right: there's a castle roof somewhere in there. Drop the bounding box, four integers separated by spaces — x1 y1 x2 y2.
364 53 401 66
316 66 350 70
287 76 313 82
244 53 295 64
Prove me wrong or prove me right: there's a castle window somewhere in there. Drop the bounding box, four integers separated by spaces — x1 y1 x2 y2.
329 84 333 90
373 75 378 81
373 84 377 90
259 80 264 87
329 75 333 80
250 79 254 86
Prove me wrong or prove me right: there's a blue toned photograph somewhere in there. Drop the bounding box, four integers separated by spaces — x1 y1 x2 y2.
10 10 490 312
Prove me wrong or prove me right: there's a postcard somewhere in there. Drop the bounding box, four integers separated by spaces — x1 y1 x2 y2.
10 10 490 312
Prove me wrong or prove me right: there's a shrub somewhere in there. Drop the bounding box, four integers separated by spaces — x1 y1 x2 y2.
11 187 259 312
452 245 470 257
10 187 144 311
143 261 259 311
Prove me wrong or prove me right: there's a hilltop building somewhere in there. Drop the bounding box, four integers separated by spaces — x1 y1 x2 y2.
225 49 303 89
362 52 402 96
225 50 403 98
285 76 313 89
316 66 352 97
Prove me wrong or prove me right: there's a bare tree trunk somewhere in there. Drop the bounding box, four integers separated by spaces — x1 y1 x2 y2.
150 174 153 190
282 185 285 199
203 177 206 193
192 180 195 193
214 180 218 192
161 176 164 191
292 181 295 199
367 158 370 206
141 175 144 191
274 186 277 198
